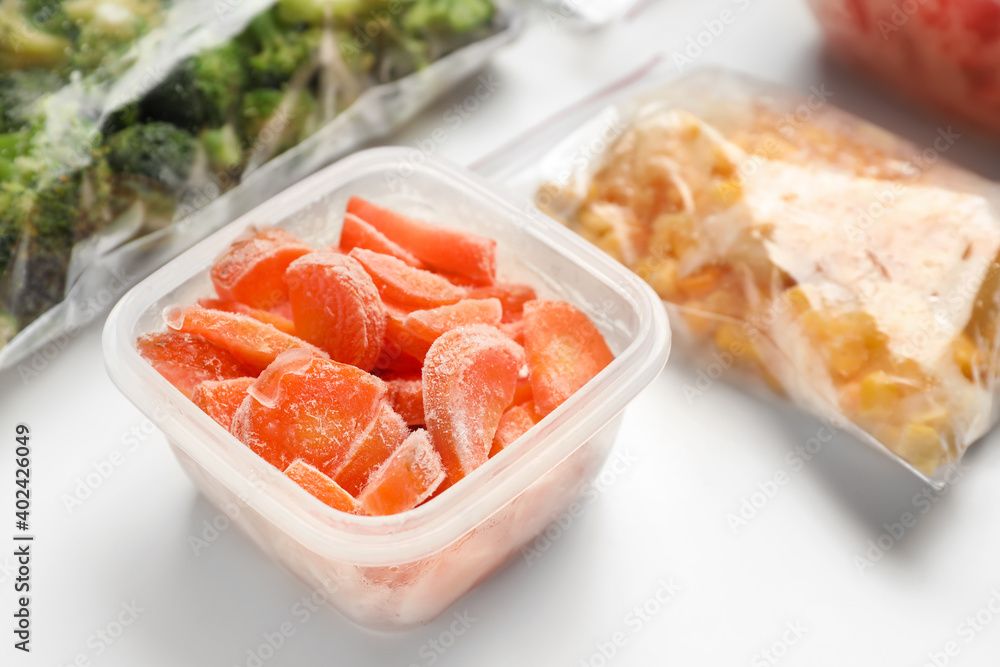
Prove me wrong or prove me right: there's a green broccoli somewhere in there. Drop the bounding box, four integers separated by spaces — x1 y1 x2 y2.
241 86 318 158
238 9 319 89
0 69 66 134
104 122 197 191
402 0 494 36
200 123 243 176
0 0 72 70
138 41 247 133
274 0 365 26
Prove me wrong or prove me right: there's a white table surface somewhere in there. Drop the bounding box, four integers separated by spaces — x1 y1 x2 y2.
4 1 1000 665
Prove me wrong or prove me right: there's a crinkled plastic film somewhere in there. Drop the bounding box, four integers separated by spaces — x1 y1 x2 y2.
479 64 1000 487
0 0 522 371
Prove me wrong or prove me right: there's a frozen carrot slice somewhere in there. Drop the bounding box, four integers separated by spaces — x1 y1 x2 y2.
349 248 465 310
382 305 432 362
136 332 253 398
499 319 524 346
490 402 539 457
285 252 386 372
231 350 386 472
423 324 525 483
210 227 312 309
285 459 360 514
523 300 615 416
467 283 537 322
339 213 423 268
347 197 497 285
164 305 325 372
385 375 424 426
511 376 533 406
404 298 503 345
334 402 409 497
373 342 424 375
358 429 446 516
192 377 255 431
198 297 297 336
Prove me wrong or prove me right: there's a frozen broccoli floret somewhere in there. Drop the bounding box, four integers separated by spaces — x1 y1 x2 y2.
0 0 72 70
105 122 197 191
0 69 66 134
238 10 319 89
139 42 247 132
200 123 244 175
402 0 494 35
274 0 364 26
241 87 317 156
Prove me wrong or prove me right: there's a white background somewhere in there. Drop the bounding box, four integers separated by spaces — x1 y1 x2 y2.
4 0 1000 665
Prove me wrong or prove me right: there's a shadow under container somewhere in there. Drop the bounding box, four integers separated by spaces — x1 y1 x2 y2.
102 148 671 630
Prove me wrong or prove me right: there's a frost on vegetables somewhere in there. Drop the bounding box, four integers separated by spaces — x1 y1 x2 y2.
137 199 615 516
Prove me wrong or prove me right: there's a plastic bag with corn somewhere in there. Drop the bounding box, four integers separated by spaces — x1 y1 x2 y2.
534 70 1000 485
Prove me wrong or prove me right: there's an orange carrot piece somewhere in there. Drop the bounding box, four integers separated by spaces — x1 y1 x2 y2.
191 377 255 431
349 248 465 310
385 375 424 426
230 350 385 472
210 227 312 310
285 459 360 513
358 429 446 516
347 196 496 285
522 300 615 416
339 213 423 268
198 297 297 336
164 304 325 372
285 252 386 372
334 402 410 497
490 402 539 457
404 298 503 345
136 332 254 398
467 283 537 322
423 324 525 484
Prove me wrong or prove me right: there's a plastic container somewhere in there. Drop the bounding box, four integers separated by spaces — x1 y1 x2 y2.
102 147 670 630
807 0 1000 138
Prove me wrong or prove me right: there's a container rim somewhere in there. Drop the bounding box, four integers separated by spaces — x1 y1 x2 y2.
103 147 671 564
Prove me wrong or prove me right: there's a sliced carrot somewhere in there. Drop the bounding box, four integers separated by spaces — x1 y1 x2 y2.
230 350 385 472
349 248 465 310
164 304 325 372
285 252 386 372
136 332 254 398
467 283 537 322
380 304 432 365
334 402 410 497
499 319 524 346
523 300 615 416
490 402 539 457
191 377 255 431
347 197 497 285
358 429 446 516
210 227 312 310
404 298 503 345
339 213 423 268
385 375 424 426
423 324 525 484
511 376 533 406
198 297 297 336
285 459 360 513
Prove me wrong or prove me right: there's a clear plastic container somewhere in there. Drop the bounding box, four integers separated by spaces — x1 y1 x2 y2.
102 147 670 630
